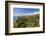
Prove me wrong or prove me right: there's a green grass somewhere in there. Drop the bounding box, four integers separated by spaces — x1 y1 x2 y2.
13 14 40 28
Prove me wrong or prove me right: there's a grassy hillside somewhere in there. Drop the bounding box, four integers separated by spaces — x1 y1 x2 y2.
13 14 40 28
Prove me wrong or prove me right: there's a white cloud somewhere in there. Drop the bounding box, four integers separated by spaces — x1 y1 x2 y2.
14 12 39 16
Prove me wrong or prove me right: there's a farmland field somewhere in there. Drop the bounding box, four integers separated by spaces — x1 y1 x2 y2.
13 14 40 28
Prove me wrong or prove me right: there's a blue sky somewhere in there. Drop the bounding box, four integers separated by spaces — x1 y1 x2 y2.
13 8 39 16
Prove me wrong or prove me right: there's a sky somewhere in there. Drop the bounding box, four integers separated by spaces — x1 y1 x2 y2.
13 8 40 16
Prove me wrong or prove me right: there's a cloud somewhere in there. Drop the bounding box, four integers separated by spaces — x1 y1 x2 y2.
13 8 40 16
